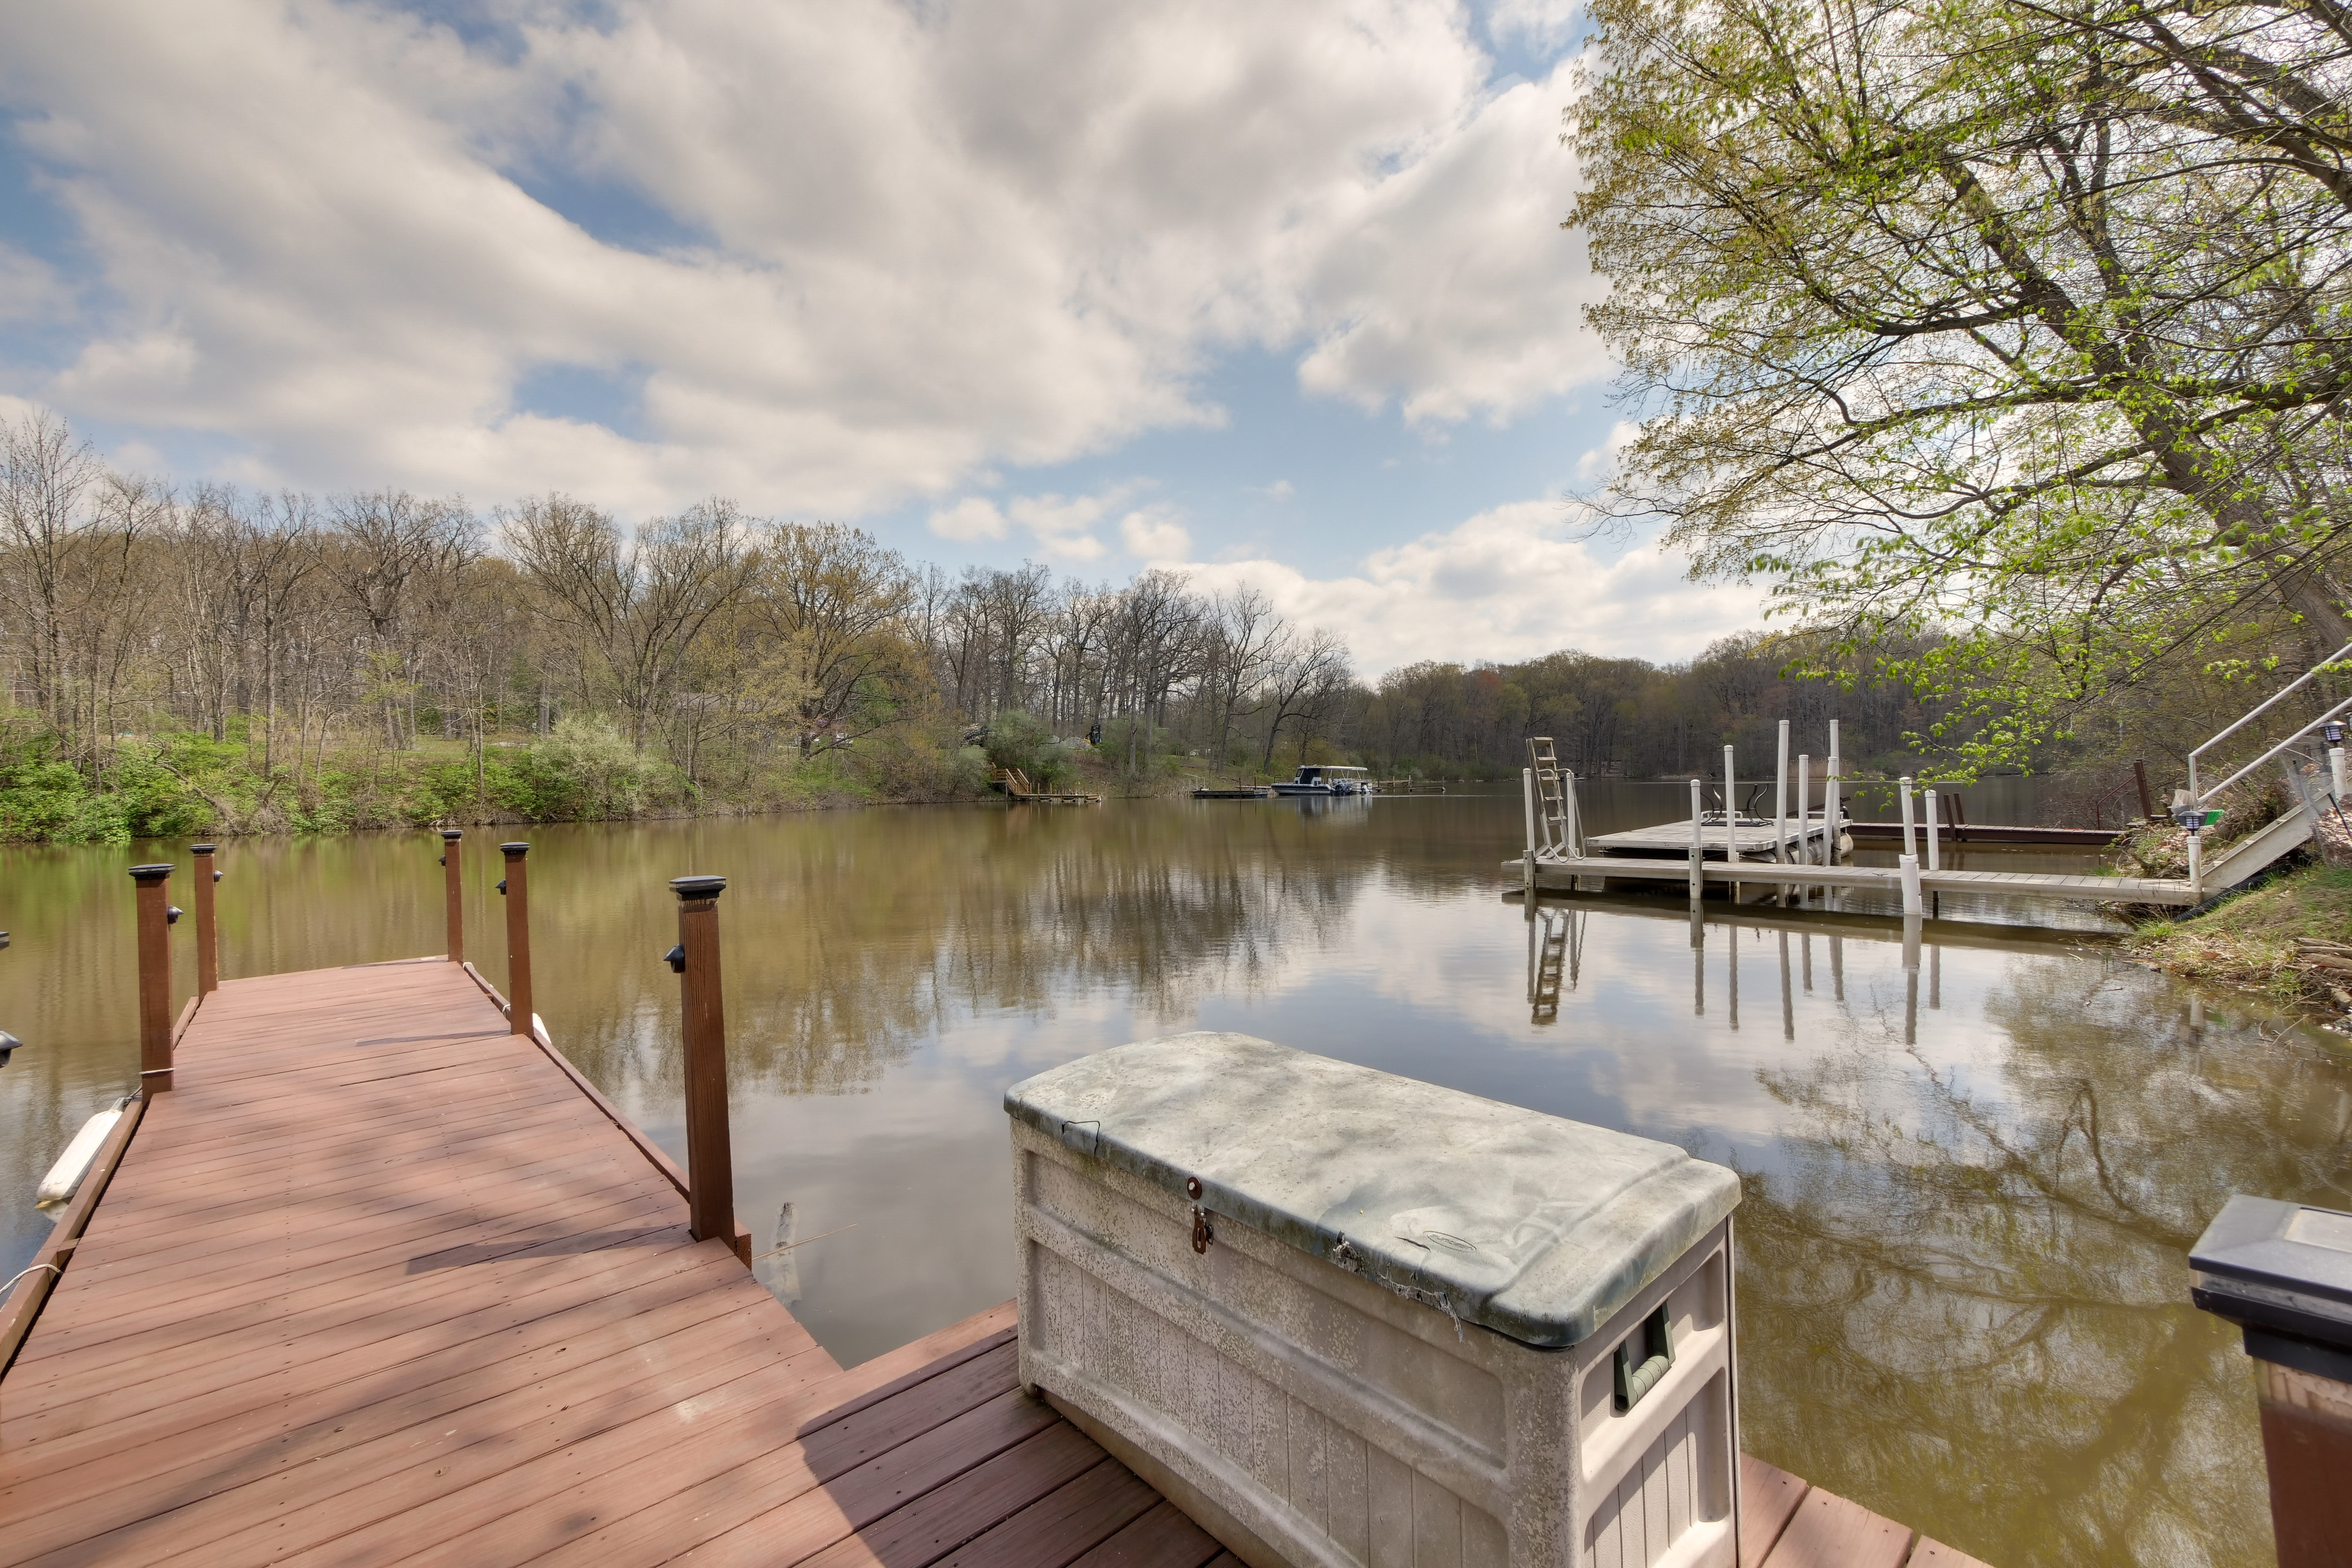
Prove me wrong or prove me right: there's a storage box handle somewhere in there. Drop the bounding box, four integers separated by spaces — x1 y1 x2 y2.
1613 1304 1674 1413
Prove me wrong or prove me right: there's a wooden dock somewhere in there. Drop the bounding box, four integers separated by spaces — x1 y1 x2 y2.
0 955 1989 1567
991 767 1102 805
0 961 1226 1568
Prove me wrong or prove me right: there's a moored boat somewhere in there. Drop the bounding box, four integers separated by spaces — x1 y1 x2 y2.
1269 764 1375 796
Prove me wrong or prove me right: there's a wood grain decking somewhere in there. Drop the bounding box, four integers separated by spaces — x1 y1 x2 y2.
1740 1456 1990 1568
0 961 1221 1568
0 957 1982 1568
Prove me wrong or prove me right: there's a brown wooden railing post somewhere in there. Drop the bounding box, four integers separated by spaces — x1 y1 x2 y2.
131 864 177 1091
500 842 532 1036
440 830 464 964
669 875 742 1263
191 843 219 995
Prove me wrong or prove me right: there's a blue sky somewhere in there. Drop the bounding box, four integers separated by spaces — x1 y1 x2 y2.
0 0 1765 672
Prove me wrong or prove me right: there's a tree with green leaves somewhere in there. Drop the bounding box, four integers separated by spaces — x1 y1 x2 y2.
1567 0 2352 767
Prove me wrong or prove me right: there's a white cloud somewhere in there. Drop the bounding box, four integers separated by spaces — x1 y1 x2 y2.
927 496 1009 542
1119 505 1191 560
0 1 1608 513
1487 0 1584 51
1170 498 1768 675
0 243 73 326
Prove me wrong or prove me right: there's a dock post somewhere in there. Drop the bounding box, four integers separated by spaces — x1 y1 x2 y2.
1924 789 1940 871
1899 776 1917 857
669 875 744 1265
500 842 533 1036
1826 754 1844 864
1563 769 1579 859
1774 721 1789 864
1899 852 1922 918
1902 913 1921 1045
1721 744 1739 867
131 864 176 1092
2189 1196 2352 1568
2333 745 2348 808
191 843 219 995
1688 777 1704 904
2188 829 2204 903
1796 755 1811 868
1521 767 1537 895
440 830 464 964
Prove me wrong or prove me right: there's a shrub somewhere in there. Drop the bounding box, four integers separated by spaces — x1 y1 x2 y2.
981 711 1070 787
520 718 665 820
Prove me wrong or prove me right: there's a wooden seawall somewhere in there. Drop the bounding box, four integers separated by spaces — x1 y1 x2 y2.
0 957 1986 1567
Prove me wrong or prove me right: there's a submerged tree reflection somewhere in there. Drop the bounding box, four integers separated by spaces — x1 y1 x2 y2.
553 799 1389 1104
1739 960 2352 1568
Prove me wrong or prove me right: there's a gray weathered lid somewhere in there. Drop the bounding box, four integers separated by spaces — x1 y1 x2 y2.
1005 1033 1739 1348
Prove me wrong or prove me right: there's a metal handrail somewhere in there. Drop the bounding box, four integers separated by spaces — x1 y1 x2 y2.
2194 693 2352 808
2187 637 2352 802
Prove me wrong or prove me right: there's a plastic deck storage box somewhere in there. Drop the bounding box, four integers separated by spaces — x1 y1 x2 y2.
1006 1033 1743 1568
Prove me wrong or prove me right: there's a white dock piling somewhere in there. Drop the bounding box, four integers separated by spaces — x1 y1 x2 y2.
1899 776 1917 858
2332 745 2347 806
2188 829 2203 903
1722 744 1739 866
1924 788 1941 871
1688 777 1704 903
1899 852 1922 917
1826 755 1843 863
1521 767 1539 892
1796 755 1811 866
1775 721 1789 865
1564 769 1580 858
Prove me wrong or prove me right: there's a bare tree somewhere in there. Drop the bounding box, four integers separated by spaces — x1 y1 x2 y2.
504 495 755 748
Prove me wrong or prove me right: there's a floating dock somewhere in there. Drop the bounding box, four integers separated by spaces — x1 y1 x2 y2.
1510 852 2200 906
1587 819 1841 859
1 957 1989 1567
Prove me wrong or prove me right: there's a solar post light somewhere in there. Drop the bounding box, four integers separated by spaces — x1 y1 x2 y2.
2189 1196 2352 1566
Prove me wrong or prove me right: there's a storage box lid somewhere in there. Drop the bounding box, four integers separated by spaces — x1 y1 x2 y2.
1005 1033 1739 1348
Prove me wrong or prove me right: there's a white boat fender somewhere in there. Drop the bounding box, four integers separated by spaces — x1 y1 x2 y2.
37 1106 122 1207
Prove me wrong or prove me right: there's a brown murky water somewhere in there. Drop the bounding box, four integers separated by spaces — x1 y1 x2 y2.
3 790 2345 1567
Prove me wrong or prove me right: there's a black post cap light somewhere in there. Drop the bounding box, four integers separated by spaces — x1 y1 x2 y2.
129 864 173 882
501 841 530 857
669 875 728 901
0 1030 18 1068
2326 720 2346 746
441 829 464 840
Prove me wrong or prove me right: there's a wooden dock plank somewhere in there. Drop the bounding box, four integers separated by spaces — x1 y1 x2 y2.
1063 1500 1226 1568
1757 1486 1914 1568
1739 1454 1810 1568
1908 1540 1996 1567
929 1458 1161 1568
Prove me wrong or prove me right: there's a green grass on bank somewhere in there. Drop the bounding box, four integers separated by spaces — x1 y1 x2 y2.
2126 860 2352 1019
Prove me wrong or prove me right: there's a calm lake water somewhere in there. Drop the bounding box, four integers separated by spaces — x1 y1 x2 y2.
3 788 2346 1568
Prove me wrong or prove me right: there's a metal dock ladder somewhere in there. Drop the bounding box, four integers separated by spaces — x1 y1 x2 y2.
1527 737 1581 857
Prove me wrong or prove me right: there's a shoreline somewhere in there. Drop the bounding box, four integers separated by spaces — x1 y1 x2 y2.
2123 860 2352 1032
